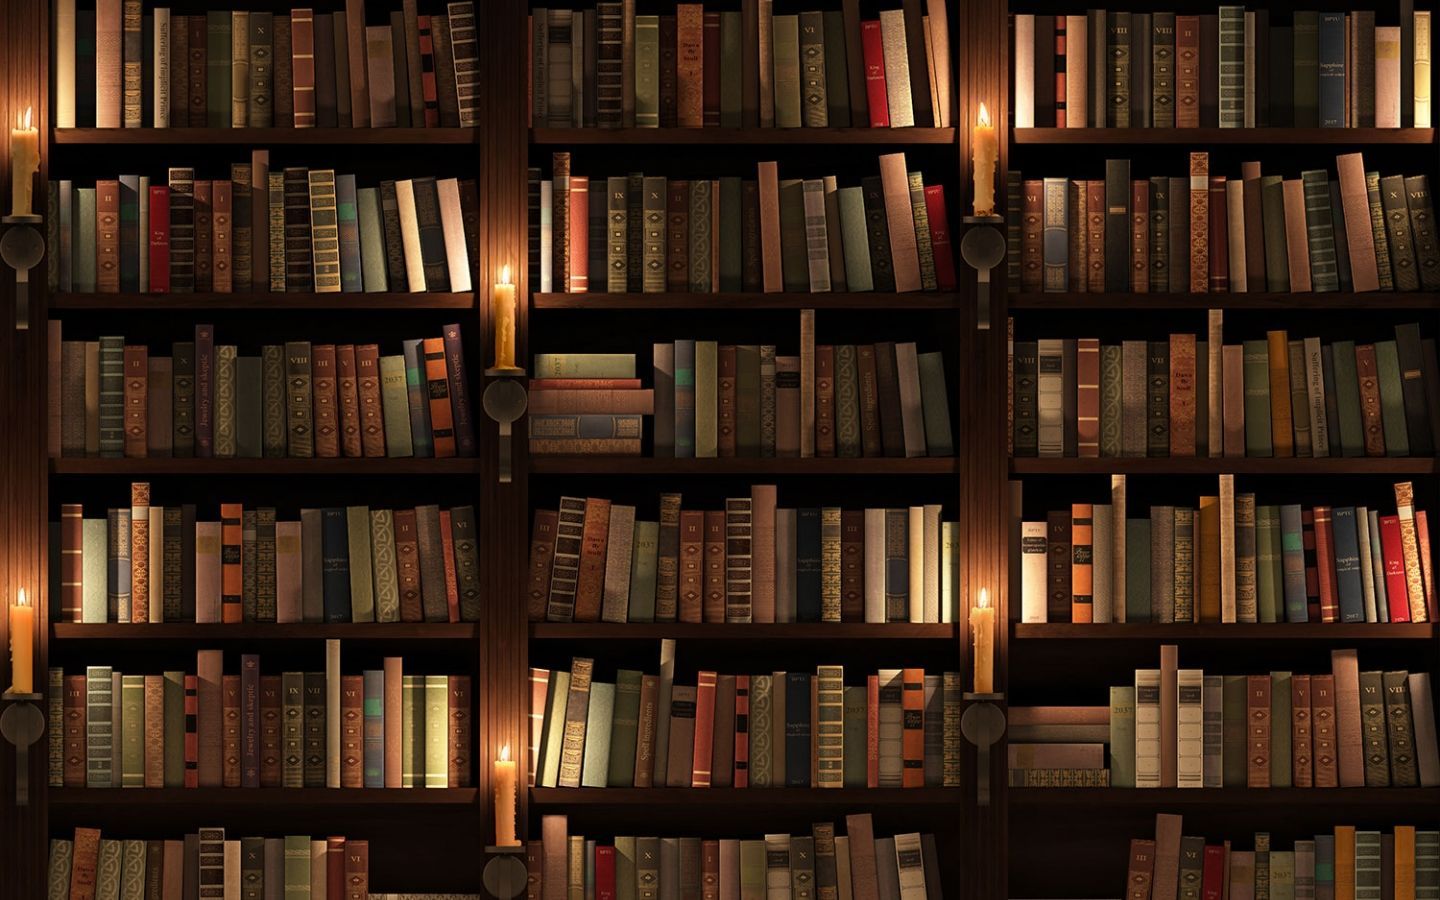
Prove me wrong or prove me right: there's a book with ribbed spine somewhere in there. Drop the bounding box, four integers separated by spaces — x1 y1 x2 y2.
1218 7 1244 126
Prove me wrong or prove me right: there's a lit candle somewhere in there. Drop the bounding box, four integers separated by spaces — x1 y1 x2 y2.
10 106 39 218
972 102 998 217
971 588 994 694
494 744 520 847
10 589 33 695
493 265 518 371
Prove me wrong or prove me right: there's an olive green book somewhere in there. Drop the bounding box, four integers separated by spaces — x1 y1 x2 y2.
909 171 938 291
778 179 808 291
378 355 412 458
749 674 773 786
581 681 614 788
283 835 310 900
696 341 718 459
1261 175 1291 292
1255 506 1282 624
607 669 643 787
1100 344 1123 457
799 11 827 126
822 11 851 126
773 15 802 127
119 839 145 900
917 351 953 457
345 506 374 623
213 345 237 458
163 670 185 787
400 674 422 787
719 177 743 291
94 839 121 900
627 521 659 623
1374 340 1411 456
281 671 304 787
236 356 262 459
1242 339 1274 457
1222 674 1247 786
424 674 448 787
1271 671 1293 787
206 12 232 128
843 684 867 787
537 670 570 788
837 186 873 291
1125 518 1151 623
1331 340 1366 457
357 187 388 292
735 345 761 456
739 841 767 898
120 674 144 788
634 16 660 127
1109 686 1136 788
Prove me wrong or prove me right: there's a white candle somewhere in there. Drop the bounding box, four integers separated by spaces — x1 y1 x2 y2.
972 588 994 694
10 106 39 218
10 589 33 695
494 266 518 371
494 744 520 847
972 103 998 217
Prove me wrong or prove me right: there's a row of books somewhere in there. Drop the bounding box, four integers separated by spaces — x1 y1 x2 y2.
533 813 939 900
54 489 482 625
1013 9 1436 129
1010 648 1440 789
532 152 956 296
53 1 480 129
1010 322 1440 459
529 2 952 129
1017 477 1435 625
47 829 366 900
49 323 478 460
1006 153 1440 295
533 654 961 791
1123 815 1440 900
47 647 470 790
527 489 959 625
47 162 475 294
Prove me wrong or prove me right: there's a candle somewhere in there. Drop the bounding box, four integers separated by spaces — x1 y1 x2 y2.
10 106 39 218
494 744 520 847
971 588 994 694
10 589 33 695
494 266 518 371
972 102 998 217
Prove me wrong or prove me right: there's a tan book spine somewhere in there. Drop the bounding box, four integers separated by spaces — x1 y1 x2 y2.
1188 152 1209 293
1332 648 1365 787
1266 330 1294 458
1282 179 1313 291
1377 27 1402 128
1066 16 1088 128
1219 474 1236 623
1226 181 1247 292
1207 310 1223 457
879 153 921 291
751 485 777 623
757 161 783 292
1395 481 1429 623
1336 152 1381 291
1222 345 1245 457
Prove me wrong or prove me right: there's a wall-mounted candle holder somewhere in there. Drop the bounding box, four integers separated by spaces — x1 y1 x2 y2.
482 845 528 899
482 372 528 484
961 692 1006 807
0 689 44 807
0 215 44 330
960 217 1005 331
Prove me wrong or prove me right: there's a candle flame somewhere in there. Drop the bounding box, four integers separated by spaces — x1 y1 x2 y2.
977 588 990 610
499 744 511 762
977 102 991 128
500 265 512 285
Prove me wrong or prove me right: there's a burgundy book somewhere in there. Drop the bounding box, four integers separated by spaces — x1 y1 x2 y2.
924 185 957 291
312 344 340 458
148 186 170 293
241 654 261 788
449 675 472 788
394 508 424 622
335 344 362 458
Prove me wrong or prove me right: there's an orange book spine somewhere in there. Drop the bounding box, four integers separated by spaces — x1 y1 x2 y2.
422 337 458 458
692 670 718 787
1071 503 1094 623
901 667 925 788
220 502 244 623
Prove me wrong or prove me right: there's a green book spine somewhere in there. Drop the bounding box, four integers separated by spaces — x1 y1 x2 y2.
720 12 743 127
423 675 447 787
162 671 185 787
718 177 743 291
86 665 114 787
1100 344 1123 457
779 179 808 291
378 355 412 458
581 681 615 787
749 674 772 786
837 186 873 291
75 188 97 292
1109 685 1136 788
1302 170 1341 291
1293 12 1319 126
739 841 766 897
356 187 388 292
1255 506 1281 623
696 341 718 459
634 16 660 127
282 835 310 900
1222 674 1247 786
1125 519 1151 622
1332 341 1366 457
1218 7 1245 126
1270 671 1293 787
773 15 802 127
1365 172 1395 292
94 840 121 900
1374 340 1411 456
345 506 375 623
606 176 628 293
842 684 867 787
735 345 761 456
213 345 237 458
235 356 262 459
120 839 145 900
627 520 659 623
120 675 143 786
400 675 420 787
206 12 232 129
607 669 643 786
1261 176 1291 292
1242 339 1274 456
917 351 953 457
689 180 713 293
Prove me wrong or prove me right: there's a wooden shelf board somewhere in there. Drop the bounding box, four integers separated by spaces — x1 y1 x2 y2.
53 127 478 145
48 788 479 806
50 292 475 310
1010 458 1438 475
1013 623 1435 640
1008 292 1440 310
1012 127 1436 145
530 787 964 806
53 623 478 640
533 292 960 310
50 458 483 476
1010 787 1440 806
532 623 958 640
531 127 957 145
530 457 958 475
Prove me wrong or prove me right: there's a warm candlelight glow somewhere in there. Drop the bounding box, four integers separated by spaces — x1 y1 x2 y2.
971 102 999 217
10 588 34 695
500 743 511 762
494 743 520 846
971 587 995 694
10 105 40 218
493 265 519 371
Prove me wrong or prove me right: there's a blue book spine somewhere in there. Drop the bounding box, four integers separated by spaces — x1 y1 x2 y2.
784 672 812 787
362 669 385 787
1317 13 1347 127
795 507 822 622
320 507 352 622
1331 507 1366 623
673 339 696 459
1280 504 1310 623
401 339 434 458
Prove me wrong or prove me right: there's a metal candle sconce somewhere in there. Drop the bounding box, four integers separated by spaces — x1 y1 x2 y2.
960 216 1006 331
482 369 528 484
960 691 1006 807
1 688 45 806
482 846 528 898
0 214 45 330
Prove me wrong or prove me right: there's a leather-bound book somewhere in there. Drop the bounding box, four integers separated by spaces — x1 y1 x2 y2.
701 509 725 623
570 497 611 623
1246 673 1271 787
1355 344 1386 457
1167 176 1189 292
1311 672 1338 787
677 508 704 623
1103 160 1131 291
1149 178 1169 292
1045 510 1071 623
1208 176 1228 291
1127 840 1157 900
1335 154 1381 291
1384 670 1419 787
1131 181 1149 292
122 347 147 459
1085 180 1104 293
1076 339 1100 457
193 180 214 292
1278 179 1312 292
1332 648 1365 786
1169 334 1197 457
1019 179 1042 293
1187 153 1209 292
1292 674 1314 787
1358 670 1391 787
1381 174 1420 290
1240 162 1267 291
1147 341 1170 457
420 336 456 458
1405 175 1440 290
353 344 384 458
1174 16 1200 127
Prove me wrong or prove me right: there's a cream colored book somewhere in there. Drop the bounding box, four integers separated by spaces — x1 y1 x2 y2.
924 0 952 126
1020 521 1048 623
864 508 886 623
425 674 449 787
394 180 427 292
1417 12 1432 127
1377 26 1402 127
224 840 240 900
877 9 914 127
878 153 921 290
1013 16 1035 128
1066 15 1088 127
309 841 326 898
56 0 77 128
1227 182 1247 292
922 504 941 623
436 178 473 293
894 833 928 900
907 506 924 623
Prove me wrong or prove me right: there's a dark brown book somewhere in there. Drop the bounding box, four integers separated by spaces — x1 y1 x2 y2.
449 675 472 788
1020 179 1042 293
1356 343 1387 456
394 508 423 623
815 345 835 458
659 15 678 127
1209 176 1228 291
311 344 339 459
666 179 690 292
840 509 864 621
1046 510 1071 623
335 345 361 459
187 15 207 127
1126 840 1157 900
123 345 147 458
856 345 882 458
527 509 559 622
1292 673 1314 788
872 342 905 458
1130 181 1149 292
355 344 384 459
1104 160 1131 292
1247 673 1271 787
1085 180 1104 293
678 508 705 624
1241 162 1268 291
703 509 726 624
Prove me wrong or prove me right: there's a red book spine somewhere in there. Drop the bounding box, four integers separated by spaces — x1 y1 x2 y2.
923 186 958 291
866 673 879 788
220 502 244 623
901 667 925 788
440 508 460 623
148 186 170 292
860 21 890 128
341 674 364 788
1201 845 1226 900
327 837 345 900
335 344 362 458
1313 506 1338 622
595 845 617 900
449 675 472 788
732 674 749 788
1381 514 1412 622
569 176 589 293
184 674 198 787
1208 176 1228 291
1054 16 1067 128
692 670 717 787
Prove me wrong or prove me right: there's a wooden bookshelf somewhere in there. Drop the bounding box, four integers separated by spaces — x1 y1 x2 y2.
50 292 476 310
529 457 959 475
1012 127 1438 145
1009 458 1439 475
531 623 958 641
1008 292 1440 310
1009 787 1440 807
50 458 484 476
52 623 480 641
1013 623 1436 640
531 127 958 145
52 127 479 145
532 291 961 310
47 788 480 807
